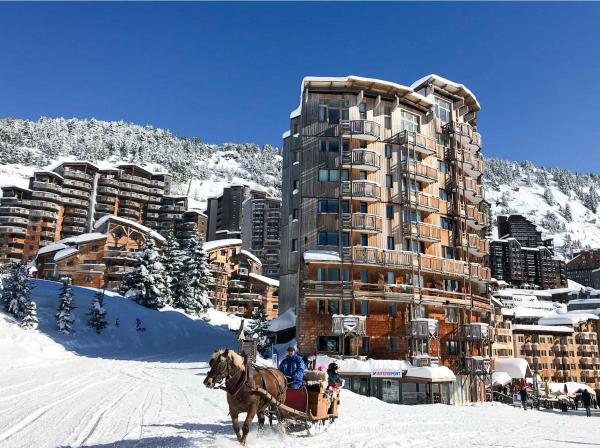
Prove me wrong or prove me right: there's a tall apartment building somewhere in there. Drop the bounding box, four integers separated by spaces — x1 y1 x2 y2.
0 161 204 264
280 75 491 399
241 191 282 279
490 215 566 289
206 185 253 241
566 249 600 288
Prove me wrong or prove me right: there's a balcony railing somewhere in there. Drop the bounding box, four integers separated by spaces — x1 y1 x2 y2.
0 216 29 225
341 180 381 201
62 168 94 181
332 314 367 336
400 192 439 212
77 263 107 272
390 130 436 155
342 213 382 233
463 356 491 375
0 207 29 216
32 181 62 194
409 318 438 339
402 222 441 242
401 161 438 183
463 323 490 341
338 120 380 141
32 190 61 202
62 179 92 190
119 173 152 186
342 149 381 171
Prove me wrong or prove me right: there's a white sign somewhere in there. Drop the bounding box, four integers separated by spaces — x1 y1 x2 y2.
371 370 404 378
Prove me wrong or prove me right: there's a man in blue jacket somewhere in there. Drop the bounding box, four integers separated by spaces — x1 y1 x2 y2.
279 346 306 389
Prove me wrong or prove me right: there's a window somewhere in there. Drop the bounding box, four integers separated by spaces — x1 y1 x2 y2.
388 303 397 318
442 246 455 259
386 205 393 219
387 236 395 250
385 144 392 159
439 188 449 201
360 202 368 213
360 234 368 246
438 160 449 173
384 106 392 129
445 307 458 323
317 336 340 352
403 239 424 253
415 304 427 318
342 300 351 315
434 97 452 124
293 180 300 191
115 230 123 238
318 300 326 314
320 140 327 152
291 239 298 252
441 217 455 231
131 234 138 241
386 175 393 188
403 209 422 223
319 99 349 124
292 208 299 220
359 170 367 180
361 300 368 316
390 337 398 353
359 103 367 120
328 300 340 315
318 232 338 246
387 271 395 284
446 340 459 356
318 200 338 213
342 232 350 247
66 260 74 266
361 337 369 354
318 169 340 182
292 151 300 163
400 110 419 133
360 270 368 283
91 245 98 252
329 140 339 153
84 276 92 283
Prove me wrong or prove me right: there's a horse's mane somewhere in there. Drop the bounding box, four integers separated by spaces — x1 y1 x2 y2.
212 349 245 371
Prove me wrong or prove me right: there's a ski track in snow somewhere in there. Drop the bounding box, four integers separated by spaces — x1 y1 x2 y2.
2 353 600 448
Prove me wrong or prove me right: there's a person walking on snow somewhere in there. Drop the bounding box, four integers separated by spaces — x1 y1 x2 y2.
278 346 306 389
582 389 593 417
519 386 528 410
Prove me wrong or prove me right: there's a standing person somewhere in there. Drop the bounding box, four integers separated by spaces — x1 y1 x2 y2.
582 389 593 417
520 386 529 411
278 346 306 389
327 362 345 390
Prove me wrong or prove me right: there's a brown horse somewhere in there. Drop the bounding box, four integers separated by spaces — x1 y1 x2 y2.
203 349 287 446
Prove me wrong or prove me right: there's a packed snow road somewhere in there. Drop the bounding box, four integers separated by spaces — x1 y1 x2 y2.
2 355 600 448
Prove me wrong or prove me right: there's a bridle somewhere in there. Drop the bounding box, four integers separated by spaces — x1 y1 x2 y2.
207 356 232 389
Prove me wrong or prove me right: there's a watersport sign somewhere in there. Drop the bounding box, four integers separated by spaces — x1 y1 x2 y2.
371 370 404 378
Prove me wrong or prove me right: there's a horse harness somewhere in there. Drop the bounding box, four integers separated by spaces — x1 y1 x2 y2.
221 362 286 408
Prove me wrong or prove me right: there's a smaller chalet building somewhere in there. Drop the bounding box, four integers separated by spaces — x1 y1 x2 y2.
35 215 165 289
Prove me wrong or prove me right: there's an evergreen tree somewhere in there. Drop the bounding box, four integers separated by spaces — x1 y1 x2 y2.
20 300 38 330
543 187 555 206
55 278 76 334
179 236 213 315
88 290 107 334
162 232 184 307
1 264 16 312
563 203 573 221
122 239 167 310
585 189 599 213
7 264 33 321
247 303 270 355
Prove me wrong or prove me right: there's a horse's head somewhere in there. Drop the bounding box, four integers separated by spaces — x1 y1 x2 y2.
204 349 245 388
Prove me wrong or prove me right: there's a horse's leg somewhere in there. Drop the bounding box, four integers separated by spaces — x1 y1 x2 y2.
231 411 242 442
257 410 265 429
240 405 257 446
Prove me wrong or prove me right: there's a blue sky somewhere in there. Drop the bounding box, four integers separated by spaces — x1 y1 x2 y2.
1 2 599 172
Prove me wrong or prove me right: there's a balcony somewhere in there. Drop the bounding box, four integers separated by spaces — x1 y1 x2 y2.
458 178 484 204
338 120 380 142
341 148 381 172
119 173 152 186
402 222 441 243
62 216 87 225
63 196 89 207
400 192 439 213
119 190 148 201
390 130 436 156
96 195 116 204
332 314 366 336
0 226 27 235
62 179 92 190
62 188 90 199
104 250 137 261
341 180 381 202
62 225 85 233
443 121 474 139
343 213 382 233
160 204 186 213
77 263 107 272
146 212 160 219
463 323 490 342
147 203 161 211
151 179 165 188
32 190 61 203
29 210 57 220
62 169 93 181
469 263 491 282
95 203 115 213
98 177 119 187
463 356 491 375
97 186 118 195
401 161 438 184
411 355 439 367
0 216 28 225
462 233 488 256
0 206 29 216
409 318 438 339
32 181 62 194
461 205 487 230
149 187 163 195
352 246 415 269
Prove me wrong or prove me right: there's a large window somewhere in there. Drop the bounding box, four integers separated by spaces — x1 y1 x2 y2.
390 337 398 353
317 267 349 282
403 209 422 223
442 246 456 259
386 205 394 219
359 102 367 120
291 239 298 252
328 300 340 315
434 97 452 124
445 307 458 323
359 234 368 246
317 336 340 352
400 110 419 133
361 337 369 354
318 200 339 213
441 217 454 230
320 139 341 153
361 300 369 316
319 99 349 124
384 106 392 129
319 169 340 182
318 232 339 246
386 175 393 188
385 144 392 159
387 236 395 250
446 340 460 356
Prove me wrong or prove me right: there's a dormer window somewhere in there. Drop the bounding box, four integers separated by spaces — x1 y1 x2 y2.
434 97 452 124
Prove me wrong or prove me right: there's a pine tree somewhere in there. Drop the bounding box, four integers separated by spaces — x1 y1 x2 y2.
56 278 76 334
162 232 184 307
122 239 167 310
179 236 213 315
563 203 573 221
20 300 38 330
88 290 107 334
543 188 555 206
7 264 34 321
247 303 270 355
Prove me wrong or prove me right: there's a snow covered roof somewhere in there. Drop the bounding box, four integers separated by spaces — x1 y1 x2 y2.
404 366 456 383
38 243 67 256
512 324 574 334
248 272 279 288
54 247 78 262
59 232 107 245
547 382 596 397
495 358 530 379
303 250 341 263
538 312 599 326
93 215 165 243
282 130 291 139
240 249 262 266
202 238 242 253
502 307 553 319
34 170 64 180
314 355 412 376
492 371 512 387
268 308 296 332
410 74 481 112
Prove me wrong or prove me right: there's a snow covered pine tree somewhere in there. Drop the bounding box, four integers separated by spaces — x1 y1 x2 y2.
247 303 270 355
178 236 213 315
88 290 108 334
6 264 37 329
122 239 167 310
162 232 184 307
56 277 76 334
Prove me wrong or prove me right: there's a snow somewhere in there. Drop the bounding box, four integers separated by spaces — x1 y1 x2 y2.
547 382 597 396
59 232 107 245
37 243 68 256
268 308 296 332
314 355 412 376
202 238 242 252
538 312 599 326
93 215 165 243
240 249 262 266
512 324 574 334
303 249 341 262
410 74 481 110
492 371 513 386
495 358 531 379
282 130 291 139
248 272 279 288
53 247 79 262
404 366 456 382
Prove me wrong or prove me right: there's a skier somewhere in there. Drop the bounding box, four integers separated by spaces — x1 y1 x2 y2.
582 389 593 417
278 346 305 389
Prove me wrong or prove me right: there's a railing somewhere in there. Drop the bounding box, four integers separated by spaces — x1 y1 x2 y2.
345 213 382 232
0 226 27 234
77 264 107 272
151 179 165 187
401 161 438 182
402 222 441 242
463 323 490 341
409 318 438 339
341 181 381 200
401 192 439 211
0 216 28 225
32 181 62 193
463 356 491 374
0 207 29 216
63 196 89 207
458 178 484 199
97 186 118 195
338 120 380 140
332 314 367 336
32 190 61 202
62 178 91 190
119 173 152 186
392 130 436 154
342 149 381 170
98 177 119 187
62 216 87 224
443 121 474 138
62 168 93 181
62 188 89 199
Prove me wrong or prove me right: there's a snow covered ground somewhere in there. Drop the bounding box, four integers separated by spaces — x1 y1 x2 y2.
2 280 600 447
